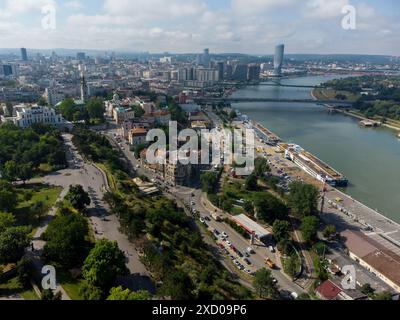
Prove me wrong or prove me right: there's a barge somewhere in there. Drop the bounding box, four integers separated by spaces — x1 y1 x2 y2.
279 143 349 187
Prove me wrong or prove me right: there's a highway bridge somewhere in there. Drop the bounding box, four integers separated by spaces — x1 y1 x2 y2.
193 97 353 106
255 83 325 89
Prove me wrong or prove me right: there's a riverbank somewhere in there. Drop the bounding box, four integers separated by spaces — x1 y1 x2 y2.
243 118 400 250
233 75 400 224
312 88 400 132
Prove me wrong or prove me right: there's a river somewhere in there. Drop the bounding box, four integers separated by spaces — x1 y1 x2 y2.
232 75 400 223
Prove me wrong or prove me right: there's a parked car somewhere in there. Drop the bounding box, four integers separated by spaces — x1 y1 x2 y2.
246 247 255 254
290 292 298 300
244 258 252 266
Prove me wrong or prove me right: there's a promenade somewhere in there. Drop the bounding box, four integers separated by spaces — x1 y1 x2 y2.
238 119 400 257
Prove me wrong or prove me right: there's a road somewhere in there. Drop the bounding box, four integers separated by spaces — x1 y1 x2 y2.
38 133 153 293
103 125 305 297
232 116 400 292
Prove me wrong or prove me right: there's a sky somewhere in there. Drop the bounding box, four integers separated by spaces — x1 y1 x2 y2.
0 0 399 55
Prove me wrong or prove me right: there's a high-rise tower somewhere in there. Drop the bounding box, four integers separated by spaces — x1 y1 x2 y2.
202 48 210 67
273 44 285 77
79 65 88 103
21 48 28 61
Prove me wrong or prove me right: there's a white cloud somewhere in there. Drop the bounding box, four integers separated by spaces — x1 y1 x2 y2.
231 0 297 16
304 0 349 19
0 0 56 18
0 0 398 55
67 14 136 27
64 1 83 10
103 0 207 19
356 3 375 19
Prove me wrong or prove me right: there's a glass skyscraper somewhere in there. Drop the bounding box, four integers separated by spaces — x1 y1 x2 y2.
273 44 285 77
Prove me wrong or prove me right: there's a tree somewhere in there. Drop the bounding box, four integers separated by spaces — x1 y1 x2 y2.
300 216 320 245
361 283 375 297
229 110 237 121
65 185 91 211
58 98 78 122
297 293 311 300
37 96 48 106
273 220 290 243
79 281 103 300
31 201 47 220
43 213 89 267
245 174 258 191
86 97 105 122
2 161 18 182
254 193 288 224
277 239 293 256
373 291 393 301
0 211 16 233
313 256 328 281
323 225 337 239
287 182 319 217
131 104 145 118
0 226 32 264
5 102 13 116
41 289 62 300
18 163 34 183
286 254 299 279
254 157 270 177
159 270 194 300
1 161 33 183
82 240 128 291
107 286 151 300
17 257 34 286
0 181 18 213
253 268 278 299
200 171 219 194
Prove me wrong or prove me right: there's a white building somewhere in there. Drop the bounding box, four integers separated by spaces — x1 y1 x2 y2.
113 107 135 125
45 87 66 106
2 104 65 128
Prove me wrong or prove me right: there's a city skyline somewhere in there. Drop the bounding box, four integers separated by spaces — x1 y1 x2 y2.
0 0 399 55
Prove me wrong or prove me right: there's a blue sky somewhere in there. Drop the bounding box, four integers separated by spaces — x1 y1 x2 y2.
0 0 399 55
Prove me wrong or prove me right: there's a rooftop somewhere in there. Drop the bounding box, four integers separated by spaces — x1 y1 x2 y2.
231 214 271 239
341 230 400 289
130 128 148 135
316 280 342 300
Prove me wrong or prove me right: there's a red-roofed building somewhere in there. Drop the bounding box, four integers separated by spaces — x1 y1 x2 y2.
316 280 342 300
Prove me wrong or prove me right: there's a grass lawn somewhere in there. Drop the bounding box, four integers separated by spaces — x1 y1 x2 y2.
96 163 117 191
0 276 39 300
281 253 302 279
14 184 62 226
57 270 85 300
313 88 359 102
20 288 40 300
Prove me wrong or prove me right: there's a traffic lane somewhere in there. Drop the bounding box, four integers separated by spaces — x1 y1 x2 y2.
192 194 303 295
105 128 303 294
58 135 151 278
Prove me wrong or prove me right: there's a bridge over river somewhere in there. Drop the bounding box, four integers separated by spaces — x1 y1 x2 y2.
249 82 325 89
194 97 353 106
